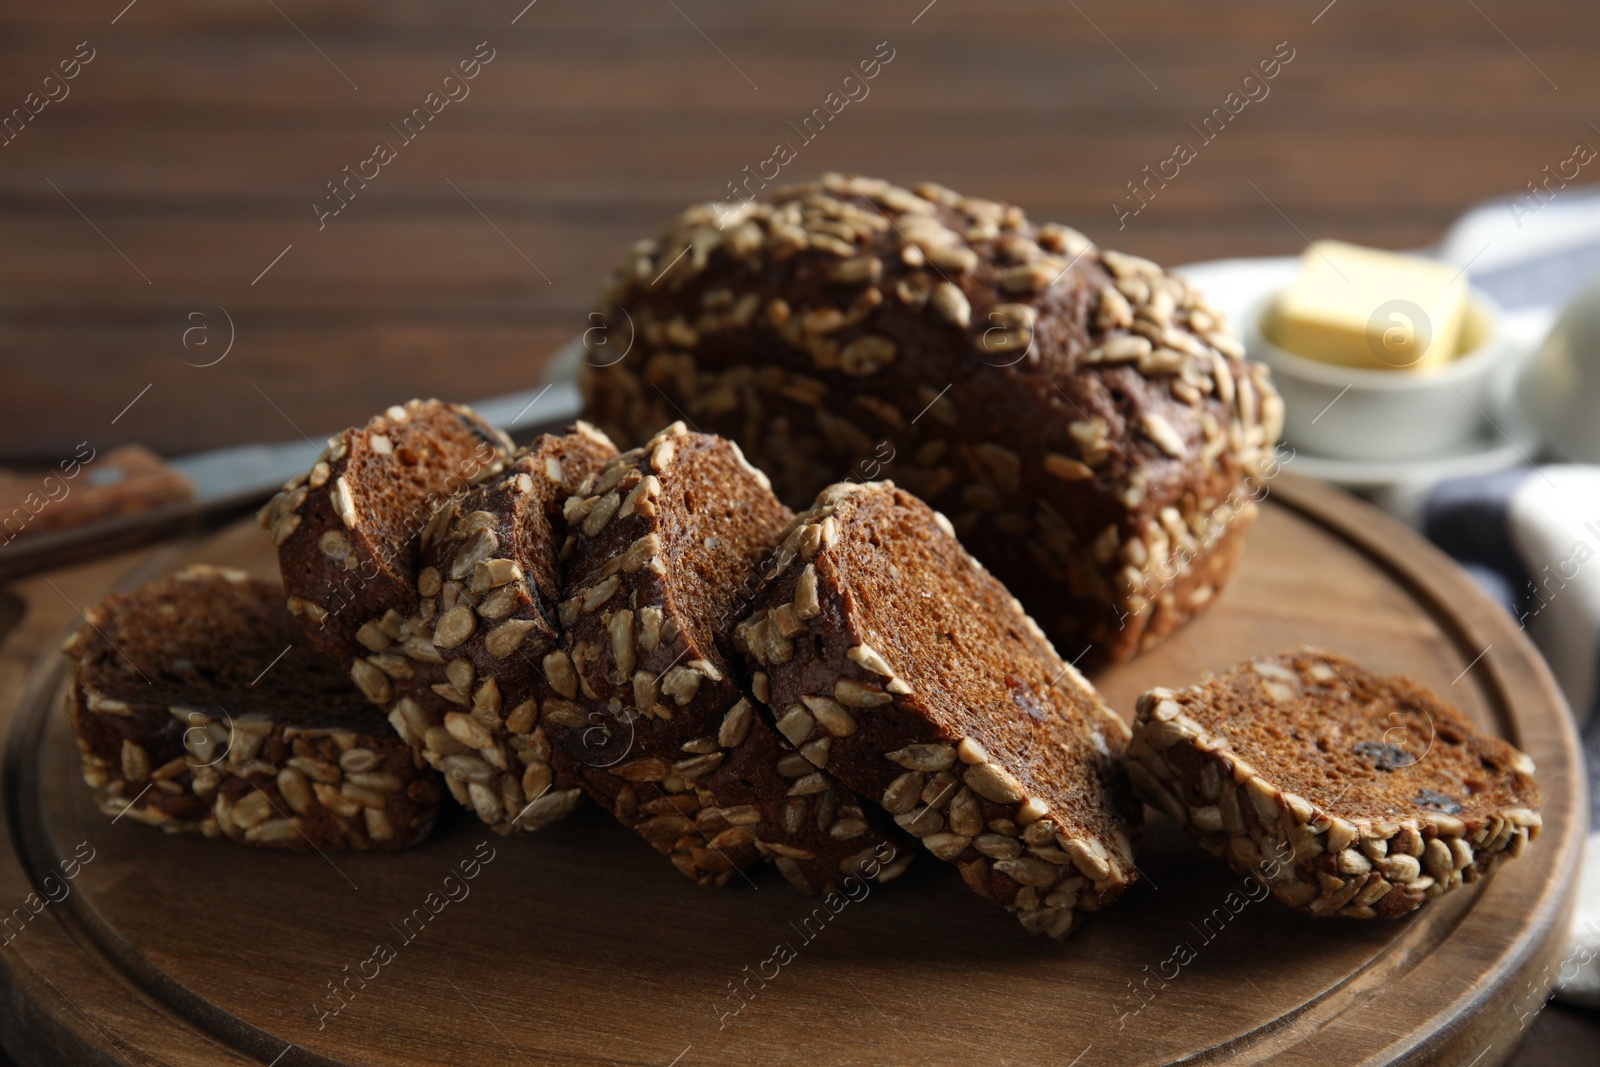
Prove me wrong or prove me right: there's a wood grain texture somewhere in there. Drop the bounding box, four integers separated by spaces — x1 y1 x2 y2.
2 0 1599 460
0 475 1584 1065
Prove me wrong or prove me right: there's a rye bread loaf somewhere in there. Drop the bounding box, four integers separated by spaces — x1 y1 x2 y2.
257 399 513 669
1127 650 1543 918
61 566 441 850
374 425 618 834
735 481 1141 937
535 424 910 892
580 173 1281 665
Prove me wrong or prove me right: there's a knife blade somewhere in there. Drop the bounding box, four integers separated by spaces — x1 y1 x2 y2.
0 362 586 582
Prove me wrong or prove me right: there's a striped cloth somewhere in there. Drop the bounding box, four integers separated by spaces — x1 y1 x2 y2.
1424 467 1600 1007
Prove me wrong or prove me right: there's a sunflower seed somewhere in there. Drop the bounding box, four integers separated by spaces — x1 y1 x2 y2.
613 757 671 782
793 565 821 620
347 771 403 794
994 856 1061 888
930 282 971 328
433 605 477 650
675 752 725 779
338 748 379 774
330 478 358 528
847 644 894 678
661 665 703 706
775 705 815 745
801 694 857 737
450 527 499 581
609 610 636 682
120 740 150 783
718 699 753 747
472 558 522 594
835 678 891 707
650 440 677 473
487 619 538 658
788 773 830 796
445 712 494 750
472 677 502 718
964 762 1024 803
924 832 972 861
581 576 621 611
881 771 925 814
895 806 944 836
543 650 578 699
349 659 392 704
886 744 956 772
1060 837 1113 882
582 492 621 537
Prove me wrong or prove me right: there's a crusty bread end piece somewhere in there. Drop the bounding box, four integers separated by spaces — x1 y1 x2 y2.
1127 650 1542 918
62 565 441 850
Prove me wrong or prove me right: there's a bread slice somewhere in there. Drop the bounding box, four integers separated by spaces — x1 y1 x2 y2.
257 399 513 668
374 426 618 834
61 565 441 850
537 425 910 892
1127 650 1543 917
735 481 1140 937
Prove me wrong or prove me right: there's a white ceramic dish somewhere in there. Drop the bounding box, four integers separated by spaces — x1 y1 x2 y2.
1242 287 1515 462
1276 431 1536 492
1519 273 1600 463
1176 256 1544 492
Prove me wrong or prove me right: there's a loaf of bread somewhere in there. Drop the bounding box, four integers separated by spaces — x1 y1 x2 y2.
257 399 513 668
62 566 441 850
370 426 618 834
581 174 1280 664
735 481 1141 937
1127 651 1543 917
538 425 909 892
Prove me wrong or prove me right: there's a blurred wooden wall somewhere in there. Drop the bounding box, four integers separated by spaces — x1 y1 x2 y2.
0 0 1594 461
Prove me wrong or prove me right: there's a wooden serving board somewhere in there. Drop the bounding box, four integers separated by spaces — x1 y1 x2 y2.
0 474 1584 1067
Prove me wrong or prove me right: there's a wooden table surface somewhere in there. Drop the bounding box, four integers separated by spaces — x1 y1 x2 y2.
1 1 1596 1061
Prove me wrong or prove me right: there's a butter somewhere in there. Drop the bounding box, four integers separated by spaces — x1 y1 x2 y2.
1271 241 1468 372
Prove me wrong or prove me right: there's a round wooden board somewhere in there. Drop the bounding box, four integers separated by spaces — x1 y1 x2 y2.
0 474 1584 1067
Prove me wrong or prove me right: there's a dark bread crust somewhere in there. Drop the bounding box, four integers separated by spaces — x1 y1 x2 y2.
371 426 618 834
581 174 1281 665
1128 651 1543 918
61 566 440 851
258 399 513 668
736 482 1141 937
537 426 909 892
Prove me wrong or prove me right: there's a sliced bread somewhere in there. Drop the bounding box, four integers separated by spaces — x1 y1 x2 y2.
735 481 1141 937
537 425 910 892
257 399 513 667
1127 650 1543 917
374 425 618 833
62 565 441 850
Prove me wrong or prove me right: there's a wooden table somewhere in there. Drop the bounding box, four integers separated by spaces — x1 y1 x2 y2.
1 0 1597 1061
